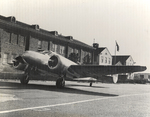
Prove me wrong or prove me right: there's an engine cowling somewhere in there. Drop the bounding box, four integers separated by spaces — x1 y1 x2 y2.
47 54 77 75
48 55 65 74
13 56 26 70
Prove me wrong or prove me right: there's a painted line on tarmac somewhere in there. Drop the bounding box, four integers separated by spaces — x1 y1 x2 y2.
0 92 150 114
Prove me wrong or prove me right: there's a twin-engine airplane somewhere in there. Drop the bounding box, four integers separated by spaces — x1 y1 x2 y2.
13 50 146 88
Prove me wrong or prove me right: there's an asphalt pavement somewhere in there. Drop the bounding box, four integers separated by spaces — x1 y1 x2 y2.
0 80 150 117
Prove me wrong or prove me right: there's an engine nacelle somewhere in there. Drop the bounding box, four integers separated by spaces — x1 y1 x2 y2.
13 56 26 70
48 55 65 74
47 54 77 75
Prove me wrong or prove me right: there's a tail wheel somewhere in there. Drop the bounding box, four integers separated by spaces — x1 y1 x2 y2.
20 73 29 84
112 74 118 83
56 78 65 88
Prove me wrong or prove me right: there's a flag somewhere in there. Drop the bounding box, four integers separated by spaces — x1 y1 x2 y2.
116 41 119 51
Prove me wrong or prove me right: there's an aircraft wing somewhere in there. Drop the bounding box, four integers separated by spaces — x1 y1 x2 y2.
68 65 147 78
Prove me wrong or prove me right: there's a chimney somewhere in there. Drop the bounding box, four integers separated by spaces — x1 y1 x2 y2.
93 43 99 49
7 16 16 23
49 31 58 36
31 24 40 30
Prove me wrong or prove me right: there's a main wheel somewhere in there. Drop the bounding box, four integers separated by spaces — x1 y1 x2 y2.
20 73 29 84
56 78 65 88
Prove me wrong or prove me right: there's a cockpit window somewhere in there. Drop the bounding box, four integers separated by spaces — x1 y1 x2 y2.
40 50 52 55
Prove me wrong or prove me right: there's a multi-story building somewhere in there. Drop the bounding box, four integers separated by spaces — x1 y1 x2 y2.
93 43 112 65
0 15 95 65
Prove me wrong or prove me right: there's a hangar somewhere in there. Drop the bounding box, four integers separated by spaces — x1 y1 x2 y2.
0 15 96 65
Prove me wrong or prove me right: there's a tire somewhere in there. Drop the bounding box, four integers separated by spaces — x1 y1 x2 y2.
56 78 65 88
20 73 29 84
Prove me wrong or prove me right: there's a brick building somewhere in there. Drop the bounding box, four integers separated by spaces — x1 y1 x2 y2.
0 15 95 65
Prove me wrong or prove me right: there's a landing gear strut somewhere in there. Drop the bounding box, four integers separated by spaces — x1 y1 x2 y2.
56 77 65 88
20 65 30 85
90 82 92 87
20 73 29 84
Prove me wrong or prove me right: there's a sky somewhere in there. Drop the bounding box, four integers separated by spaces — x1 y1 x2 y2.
0 0 150 73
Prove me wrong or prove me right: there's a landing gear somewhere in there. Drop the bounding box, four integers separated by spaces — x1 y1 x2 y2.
20 65 30 85
56 78 65 88
20 73 29 84
90 82 92 87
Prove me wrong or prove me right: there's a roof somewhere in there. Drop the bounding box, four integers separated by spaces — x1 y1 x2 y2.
95 47 112 56
112 55 130 65
0 15 95 50
96 47 106 54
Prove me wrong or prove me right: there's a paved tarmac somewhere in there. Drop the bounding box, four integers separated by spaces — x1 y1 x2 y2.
0 80 150 117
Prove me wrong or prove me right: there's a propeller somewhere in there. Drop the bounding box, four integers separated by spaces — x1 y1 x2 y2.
48 56 58 68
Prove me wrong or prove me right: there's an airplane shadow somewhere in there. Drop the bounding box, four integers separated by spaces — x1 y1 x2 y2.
0 81 118 97
66 84 107 88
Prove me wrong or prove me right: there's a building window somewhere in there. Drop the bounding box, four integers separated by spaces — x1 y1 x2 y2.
11 54 16 63
17 35 19 45
3 53 8 64
38 40 42 49
109 58 111 64
54 44 57 52
70 48 73 53
75 49 79 54
101 56 103 63
60 45 65 55
52 43 55 52
24 37 26 46
9 33 12 43
105 57 107 63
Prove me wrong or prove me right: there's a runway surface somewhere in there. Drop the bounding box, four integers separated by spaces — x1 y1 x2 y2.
0 80 150 117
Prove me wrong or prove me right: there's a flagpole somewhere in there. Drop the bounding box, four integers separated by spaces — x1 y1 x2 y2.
114 41 116 65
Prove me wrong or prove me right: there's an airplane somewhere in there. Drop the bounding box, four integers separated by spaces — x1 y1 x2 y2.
12 50 146 88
